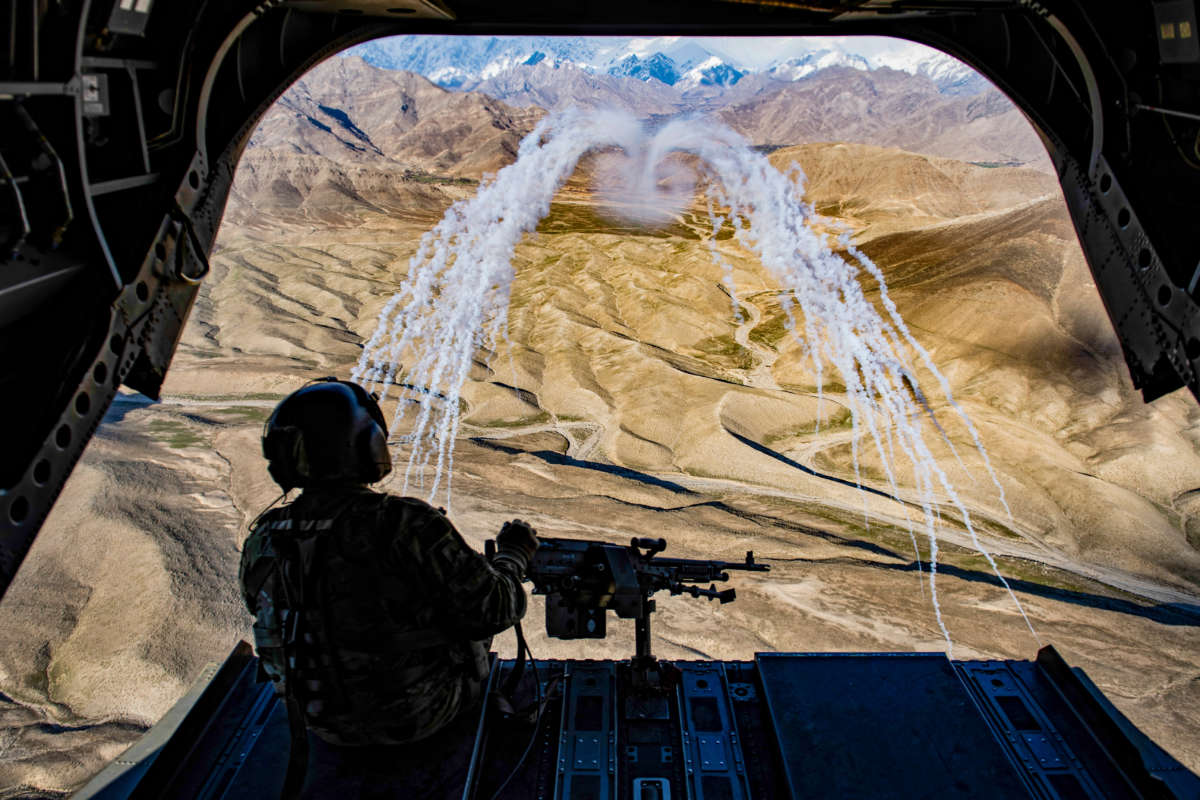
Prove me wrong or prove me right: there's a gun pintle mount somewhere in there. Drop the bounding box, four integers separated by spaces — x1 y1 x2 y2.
490 536 769 666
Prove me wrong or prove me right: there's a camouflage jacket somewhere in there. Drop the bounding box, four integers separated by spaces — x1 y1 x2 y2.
238 487 526 745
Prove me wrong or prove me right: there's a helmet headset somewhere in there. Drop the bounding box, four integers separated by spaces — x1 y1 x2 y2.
262 378 392 491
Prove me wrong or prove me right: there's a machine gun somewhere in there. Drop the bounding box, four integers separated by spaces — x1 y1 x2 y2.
491 536 768 675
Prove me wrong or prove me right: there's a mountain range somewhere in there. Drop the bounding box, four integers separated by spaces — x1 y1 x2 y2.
225 53 1050 231
347 35 981 95
336 36 1046 170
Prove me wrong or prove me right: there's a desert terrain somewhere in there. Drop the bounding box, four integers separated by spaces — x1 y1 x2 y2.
0 56 1197 797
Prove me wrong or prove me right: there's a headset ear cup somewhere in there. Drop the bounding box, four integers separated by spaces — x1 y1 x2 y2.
360 426 392 482
344 381 390 482
348 382 388 434
287 429 312 481
267 460 295 492
265 426 309 490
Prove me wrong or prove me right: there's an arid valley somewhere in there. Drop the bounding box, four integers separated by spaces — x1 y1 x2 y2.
1 46 1199 796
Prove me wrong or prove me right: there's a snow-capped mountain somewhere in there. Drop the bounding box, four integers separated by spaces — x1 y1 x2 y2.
349 35 746 90
349 36 605 88
609 53 682 86
345 35 985 97
766 50 871 81
871 48 986 94
694 61 745 87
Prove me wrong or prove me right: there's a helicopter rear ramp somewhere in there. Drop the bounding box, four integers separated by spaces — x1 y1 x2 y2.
73 643 1200 800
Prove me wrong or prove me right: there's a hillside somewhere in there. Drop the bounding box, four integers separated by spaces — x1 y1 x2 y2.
721 67 1050 170
248 56 543 172
225 57 545 228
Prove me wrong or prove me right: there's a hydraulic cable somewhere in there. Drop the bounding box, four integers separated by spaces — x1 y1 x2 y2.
14 103 72 248
6 2 16 79
486 633 562 800
0 149 30 256
147 0 215 150
1152 78 1200 172
1021 13 1084 105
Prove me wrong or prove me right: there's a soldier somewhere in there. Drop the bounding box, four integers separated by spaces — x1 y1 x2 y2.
239 378 536 794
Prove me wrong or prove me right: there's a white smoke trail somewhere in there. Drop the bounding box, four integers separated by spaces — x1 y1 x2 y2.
354 108 1037 652
353 110 645 503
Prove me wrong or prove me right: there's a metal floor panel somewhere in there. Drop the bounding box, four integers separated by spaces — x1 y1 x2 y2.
755 652 1031 800
957 661 1111 799
80 649 1200 800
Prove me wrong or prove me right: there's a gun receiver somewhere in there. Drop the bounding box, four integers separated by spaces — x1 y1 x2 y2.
520 536 769 662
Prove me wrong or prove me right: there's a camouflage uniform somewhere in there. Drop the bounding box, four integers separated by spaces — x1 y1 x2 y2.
239 487 526 745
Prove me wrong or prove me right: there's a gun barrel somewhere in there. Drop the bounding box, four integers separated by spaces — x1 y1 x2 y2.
652 556 769 580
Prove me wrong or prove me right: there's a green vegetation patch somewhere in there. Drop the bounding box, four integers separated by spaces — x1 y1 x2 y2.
171 392 282 402
23 669 48 694
693 213 738 240
47 660 70 688
972 518 1025 542
812 441 887 482
968 161 1022 169
401 169 477 186
473 411 552 428
951 553 1096 596
763 408 854 445
693 334 755 371
780 381 848 395
536 203 699 240
748 312 791 349
213 406 272 424
149 419 206 449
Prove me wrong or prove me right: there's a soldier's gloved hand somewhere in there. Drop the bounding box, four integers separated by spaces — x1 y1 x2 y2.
494 519 538 576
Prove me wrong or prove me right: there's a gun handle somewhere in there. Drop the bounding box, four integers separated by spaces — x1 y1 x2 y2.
485 539 496 561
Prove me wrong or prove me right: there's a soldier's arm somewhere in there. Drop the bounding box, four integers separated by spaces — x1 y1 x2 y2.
238 529 273 614
395 500 526 639
237 536 258 613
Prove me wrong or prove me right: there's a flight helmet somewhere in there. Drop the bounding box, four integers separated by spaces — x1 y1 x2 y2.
262 378 392 490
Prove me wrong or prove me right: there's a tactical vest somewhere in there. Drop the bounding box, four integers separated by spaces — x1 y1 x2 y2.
242 491 485 744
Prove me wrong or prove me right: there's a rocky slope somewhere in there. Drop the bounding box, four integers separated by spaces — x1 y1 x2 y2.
441 61 1052 170
721 67 1050 170
224 57 544 229
248 56 543 172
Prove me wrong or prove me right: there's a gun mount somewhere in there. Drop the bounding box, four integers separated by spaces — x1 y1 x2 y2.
491 535 768 687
